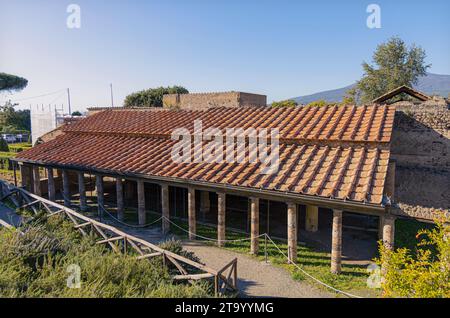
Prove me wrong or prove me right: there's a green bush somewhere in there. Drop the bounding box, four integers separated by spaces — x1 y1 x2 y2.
377 217 450 298
0 138 9 152
124 86 188 108
0 215 213 298
271 99 298 107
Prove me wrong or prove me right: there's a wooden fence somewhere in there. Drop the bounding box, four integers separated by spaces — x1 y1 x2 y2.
0 180 238 296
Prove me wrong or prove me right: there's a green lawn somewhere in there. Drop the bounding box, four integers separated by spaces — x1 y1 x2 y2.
168 218 378 297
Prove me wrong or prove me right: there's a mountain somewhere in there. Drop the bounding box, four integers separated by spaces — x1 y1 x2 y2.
291 73 450 104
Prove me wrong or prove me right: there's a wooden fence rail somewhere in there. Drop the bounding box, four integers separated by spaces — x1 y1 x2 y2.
0 180 238 296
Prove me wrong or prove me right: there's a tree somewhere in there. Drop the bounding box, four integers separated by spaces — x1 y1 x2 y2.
0 103 31 132
351 37 430 104
0 137 9 152
377 217 450 298
71 111 82 116
124 86 188 108
271 99 298 107
306 100 334 107
0 73 28 92
340 88 358 106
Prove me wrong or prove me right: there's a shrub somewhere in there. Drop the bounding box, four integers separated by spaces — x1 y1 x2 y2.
0 138 9 152
0 215 213 298
306 100 334 107
271 99 298 107
376 216 450 298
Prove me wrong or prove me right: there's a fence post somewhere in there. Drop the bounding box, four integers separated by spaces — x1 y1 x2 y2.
264 234 268 263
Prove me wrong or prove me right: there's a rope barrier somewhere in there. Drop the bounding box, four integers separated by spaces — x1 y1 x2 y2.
263 234 363 298
30 190 364 298
97 207 364 298
99 204 163 228
165 217 267 242
164 215 363 298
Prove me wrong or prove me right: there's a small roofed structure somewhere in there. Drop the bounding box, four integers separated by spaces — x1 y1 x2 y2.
372 85 431 104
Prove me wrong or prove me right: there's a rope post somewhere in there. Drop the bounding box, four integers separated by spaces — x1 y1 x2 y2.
264 234 268 263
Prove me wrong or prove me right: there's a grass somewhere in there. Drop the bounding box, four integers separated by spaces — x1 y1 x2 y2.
168 218 378 297
0 212 215 298
8 142 32 153
43 197 438 298
0 142 31 183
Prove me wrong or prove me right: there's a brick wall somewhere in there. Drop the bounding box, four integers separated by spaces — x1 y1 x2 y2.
390 99 450 221
163 91 267 110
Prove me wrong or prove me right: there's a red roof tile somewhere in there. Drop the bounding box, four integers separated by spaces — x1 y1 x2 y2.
17 105 395 206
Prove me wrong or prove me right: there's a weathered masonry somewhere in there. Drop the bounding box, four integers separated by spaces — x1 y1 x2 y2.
14 104 397 273
163 91 267 110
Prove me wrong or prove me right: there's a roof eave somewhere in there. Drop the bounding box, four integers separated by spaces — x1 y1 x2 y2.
13 158 387 215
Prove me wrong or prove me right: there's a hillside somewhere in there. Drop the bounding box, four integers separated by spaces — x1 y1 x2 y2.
292 73 450 104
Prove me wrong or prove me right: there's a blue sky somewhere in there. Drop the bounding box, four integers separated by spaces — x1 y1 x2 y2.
1 0 449 112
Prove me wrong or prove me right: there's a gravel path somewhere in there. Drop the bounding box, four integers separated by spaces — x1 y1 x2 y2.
182 241 333 298
91 217 333 298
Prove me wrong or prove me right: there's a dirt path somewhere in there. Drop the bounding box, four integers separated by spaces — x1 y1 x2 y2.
99 218 333 298
182 240 333 298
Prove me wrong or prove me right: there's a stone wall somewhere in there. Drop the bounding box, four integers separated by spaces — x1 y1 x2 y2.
162 91 267 110
390 99 450 221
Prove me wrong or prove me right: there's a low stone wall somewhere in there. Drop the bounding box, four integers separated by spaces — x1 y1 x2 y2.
163 91 267 110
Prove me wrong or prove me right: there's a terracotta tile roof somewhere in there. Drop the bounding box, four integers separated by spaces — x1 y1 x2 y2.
17 105 395 206
63 105 395 143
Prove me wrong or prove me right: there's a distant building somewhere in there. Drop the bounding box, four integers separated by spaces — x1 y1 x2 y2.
162 91 267 110
30 105 85 145
30 105 65 145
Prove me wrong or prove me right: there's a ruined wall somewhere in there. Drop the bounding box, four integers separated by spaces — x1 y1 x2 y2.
390 99 450 221
391 101 449 170
163 92 267 110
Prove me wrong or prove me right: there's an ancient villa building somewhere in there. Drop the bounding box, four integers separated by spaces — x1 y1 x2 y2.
14 104 399 274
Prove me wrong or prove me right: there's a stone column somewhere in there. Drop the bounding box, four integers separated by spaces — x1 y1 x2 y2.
47 167 55 201
381 215 396 277
250 197 260 255
331 209 343 274
78 171 87 211
217 192 226 247
305 205 319 232
32 166 41 196
116 178 124 221
62 170 70 206
200 191 210 215
188 187 196 240
137 180 146 225
161 184 169 234
382 215 395 250
96 175 104 216
287 202 297 264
